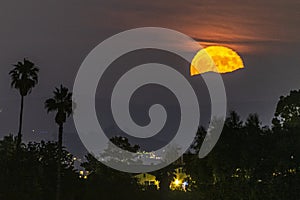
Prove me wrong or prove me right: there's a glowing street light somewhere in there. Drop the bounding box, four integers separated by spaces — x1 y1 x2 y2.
174 179 181 186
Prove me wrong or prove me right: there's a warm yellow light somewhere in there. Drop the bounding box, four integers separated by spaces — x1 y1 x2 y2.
174 179 181 186
191 46 244 75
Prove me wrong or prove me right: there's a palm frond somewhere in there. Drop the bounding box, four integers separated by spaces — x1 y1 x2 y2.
45 85 73 125
9 58 39 96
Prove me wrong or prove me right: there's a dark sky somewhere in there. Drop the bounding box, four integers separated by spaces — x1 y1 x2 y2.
0 0 300 156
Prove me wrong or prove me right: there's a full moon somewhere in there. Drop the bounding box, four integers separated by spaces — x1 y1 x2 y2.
190 46 244 75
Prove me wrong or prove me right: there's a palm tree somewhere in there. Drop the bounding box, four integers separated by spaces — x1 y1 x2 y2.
9 58 39 149
45 85 72 200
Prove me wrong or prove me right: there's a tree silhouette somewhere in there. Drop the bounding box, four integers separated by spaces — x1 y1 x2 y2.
273 89 300 130
189 126 207 154
0 136 81 200
245 113 261 135
9 58 39 149
110 136 140 153
81 137 141 199
225 111 243 130
45 85 72 200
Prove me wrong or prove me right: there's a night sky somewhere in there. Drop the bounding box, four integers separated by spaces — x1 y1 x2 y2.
0 0 300 157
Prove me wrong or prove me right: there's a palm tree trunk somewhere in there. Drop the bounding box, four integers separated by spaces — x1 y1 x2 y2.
56 124 63 200
17 95 24 150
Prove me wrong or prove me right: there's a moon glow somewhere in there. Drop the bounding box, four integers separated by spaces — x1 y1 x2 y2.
191 46 244 75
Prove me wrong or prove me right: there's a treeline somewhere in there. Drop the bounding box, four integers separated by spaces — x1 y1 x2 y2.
185 110 300 200
1 107 300 199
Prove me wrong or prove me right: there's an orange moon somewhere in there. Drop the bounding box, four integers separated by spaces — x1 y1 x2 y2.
190 46 244 75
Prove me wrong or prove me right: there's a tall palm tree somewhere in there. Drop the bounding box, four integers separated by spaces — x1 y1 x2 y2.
9 58 39 149
45 85 72 200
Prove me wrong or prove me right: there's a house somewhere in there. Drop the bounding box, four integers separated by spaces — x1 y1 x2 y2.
134 154 193 191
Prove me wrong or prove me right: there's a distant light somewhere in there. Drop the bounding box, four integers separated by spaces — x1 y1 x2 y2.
183 181 188 186
174 179 181 186
182 181 188 192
